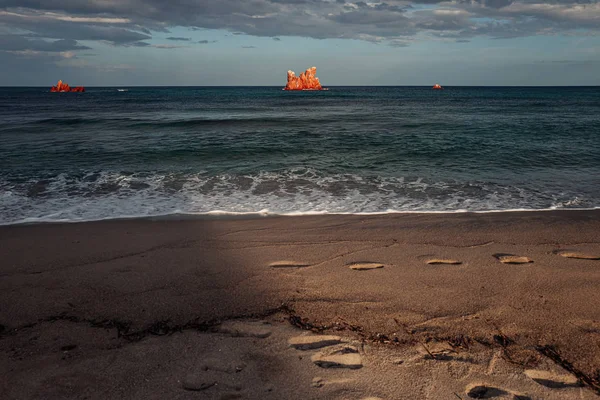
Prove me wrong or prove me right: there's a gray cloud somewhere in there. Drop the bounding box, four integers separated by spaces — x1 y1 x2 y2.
151 44 188 49
0 35 90 52
0 0 598 49
388 39 410 47
166 36 191 41
0 10 151 44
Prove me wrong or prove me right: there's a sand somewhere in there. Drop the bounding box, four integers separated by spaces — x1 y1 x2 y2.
1 210 600 399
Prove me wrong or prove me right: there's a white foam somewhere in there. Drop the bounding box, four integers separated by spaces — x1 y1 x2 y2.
5 207 600 227
1 169 598 226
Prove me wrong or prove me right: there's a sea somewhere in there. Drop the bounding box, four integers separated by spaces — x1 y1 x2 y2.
1 86 599 225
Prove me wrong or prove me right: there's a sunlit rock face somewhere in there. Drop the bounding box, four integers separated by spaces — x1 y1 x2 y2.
50 80 85 92
284 67 323 90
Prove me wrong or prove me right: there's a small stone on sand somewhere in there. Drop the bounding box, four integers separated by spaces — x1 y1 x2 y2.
288 335 342 350
182 375 216 391
269 261 311 268
558 252 600 260
311 345 363 369
524 369 579 388
311 377 324 388
426 259 462 265
216 321 272 338
494 254 533 264
348 262 385 271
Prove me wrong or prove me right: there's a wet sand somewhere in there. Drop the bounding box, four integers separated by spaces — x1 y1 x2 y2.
1 210 600 399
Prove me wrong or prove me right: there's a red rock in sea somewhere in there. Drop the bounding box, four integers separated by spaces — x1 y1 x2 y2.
284 67 323 91
433 84 443 90
50 80 85 93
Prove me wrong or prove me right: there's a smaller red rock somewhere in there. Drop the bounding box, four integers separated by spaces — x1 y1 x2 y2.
51 80 85 92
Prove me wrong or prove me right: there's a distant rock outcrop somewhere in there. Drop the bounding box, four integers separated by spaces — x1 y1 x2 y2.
433 84 443 90
284 67 323 91
51 80 85 92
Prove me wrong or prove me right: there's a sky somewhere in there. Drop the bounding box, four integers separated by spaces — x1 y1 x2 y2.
1 0 599 86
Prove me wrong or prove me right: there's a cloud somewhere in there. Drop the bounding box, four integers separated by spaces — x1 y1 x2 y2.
0 35 90 52
166 36 190 41
198 39 218 44
0 10 151 49
126 41 151 47
534 59 600 65
150 44 188 49
242 45 257 48
0 0 599 48
0 10 151 45
388 39 410 47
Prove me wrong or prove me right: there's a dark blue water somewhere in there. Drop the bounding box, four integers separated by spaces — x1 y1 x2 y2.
1 86 599 224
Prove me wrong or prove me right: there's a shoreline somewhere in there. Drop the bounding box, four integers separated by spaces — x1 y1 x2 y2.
1 210 600 398
3 206 600 227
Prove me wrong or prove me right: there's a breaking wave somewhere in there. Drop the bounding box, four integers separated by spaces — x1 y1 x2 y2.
1 168 598 225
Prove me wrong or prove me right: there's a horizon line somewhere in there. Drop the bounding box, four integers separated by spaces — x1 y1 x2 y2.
2 85 600 88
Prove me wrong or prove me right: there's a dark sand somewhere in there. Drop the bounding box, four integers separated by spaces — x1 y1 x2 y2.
1 211 600 399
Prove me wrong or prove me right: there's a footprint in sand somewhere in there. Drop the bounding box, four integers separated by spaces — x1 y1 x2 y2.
466 384 508 399
288 334 343 350
220 393 243 400
524 369 580 389
310 376 355 388
426 259 462 265
268 261 312 268
465 384 530 399
569 319 600 333
289 333 363 369
182 378 216 391
493 254 533 264
347 262 386 271
554 250 600 260
311 344 363 369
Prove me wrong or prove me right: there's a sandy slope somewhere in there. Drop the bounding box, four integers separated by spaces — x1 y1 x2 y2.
1 211 599 399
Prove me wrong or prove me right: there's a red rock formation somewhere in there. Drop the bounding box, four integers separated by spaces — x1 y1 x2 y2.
432 84 443 90
284 67 323 91
50 80 85 92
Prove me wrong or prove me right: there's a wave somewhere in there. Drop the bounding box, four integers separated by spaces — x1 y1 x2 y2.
1 169 598 225
6 113 415 131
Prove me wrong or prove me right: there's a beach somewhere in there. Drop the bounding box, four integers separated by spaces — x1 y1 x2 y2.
1 210 600 399
2 1 600 398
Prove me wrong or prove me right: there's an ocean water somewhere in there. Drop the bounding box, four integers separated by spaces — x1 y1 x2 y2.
1 86 599 224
